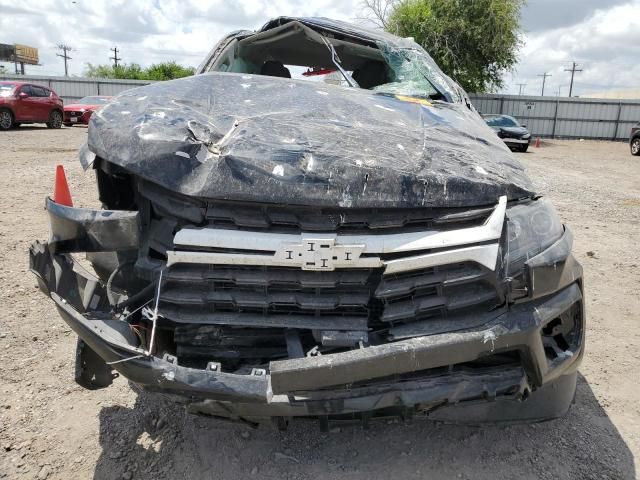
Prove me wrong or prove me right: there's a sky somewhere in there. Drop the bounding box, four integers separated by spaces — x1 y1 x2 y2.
0 0 639 97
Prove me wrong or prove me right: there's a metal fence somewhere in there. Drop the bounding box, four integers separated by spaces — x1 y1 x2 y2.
0 74 152 104
470 94 640 141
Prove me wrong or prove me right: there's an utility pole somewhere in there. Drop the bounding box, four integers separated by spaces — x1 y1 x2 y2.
56 44 73 76
110 47 121 68
564 61 583 97
516 83 527 95
537 72 552 96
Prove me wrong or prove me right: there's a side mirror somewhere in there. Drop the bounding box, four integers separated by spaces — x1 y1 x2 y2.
521 124 527 128
18 92 29 99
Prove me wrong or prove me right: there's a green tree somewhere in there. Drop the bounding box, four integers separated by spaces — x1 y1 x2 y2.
145 61 195 80
84 61 194 81
366 0 524 93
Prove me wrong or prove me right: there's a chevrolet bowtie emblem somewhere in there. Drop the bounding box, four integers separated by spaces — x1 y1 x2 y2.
274 238 366 271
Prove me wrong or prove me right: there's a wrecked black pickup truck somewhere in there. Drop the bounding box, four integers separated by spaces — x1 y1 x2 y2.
30 17 584 428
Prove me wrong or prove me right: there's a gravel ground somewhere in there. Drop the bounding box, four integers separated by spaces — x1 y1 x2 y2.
0 127 639 480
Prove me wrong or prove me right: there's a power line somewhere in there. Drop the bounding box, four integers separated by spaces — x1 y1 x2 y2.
564 61 583 97
537 72 552 96
110 46 121 68
56 44 73 76
516 83 527 95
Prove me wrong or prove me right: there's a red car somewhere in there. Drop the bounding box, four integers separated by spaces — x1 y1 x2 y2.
63 96 111 126
0 81 64 130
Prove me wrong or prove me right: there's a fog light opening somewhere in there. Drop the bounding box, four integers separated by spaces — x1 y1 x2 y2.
541 302 582 362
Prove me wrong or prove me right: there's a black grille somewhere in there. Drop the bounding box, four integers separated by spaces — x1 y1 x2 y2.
159 265 377 330
137 180 495 234
205 203 493 233
140 182 505 367
158 261 503 367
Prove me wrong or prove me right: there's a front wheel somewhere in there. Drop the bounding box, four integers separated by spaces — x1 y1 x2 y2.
519 144 529 153
631 137 640 156
0 109 13 131
46 110 63 129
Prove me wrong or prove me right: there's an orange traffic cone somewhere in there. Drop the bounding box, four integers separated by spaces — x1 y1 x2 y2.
53 165 73 207
535 137 541 148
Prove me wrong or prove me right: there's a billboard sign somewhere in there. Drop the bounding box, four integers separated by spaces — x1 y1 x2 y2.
15 44 39 64
0 43 39 65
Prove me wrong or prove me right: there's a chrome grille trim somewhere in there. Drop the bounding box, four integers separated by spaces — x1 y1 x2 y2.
167 196 506 273
166 243 500 273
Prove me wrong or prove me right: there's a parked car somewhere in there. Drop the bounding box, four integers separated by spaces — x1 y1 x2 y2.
63 96 111 127
483 114 532 152
30 17 584 428
630 123 640 155
0 81 63 130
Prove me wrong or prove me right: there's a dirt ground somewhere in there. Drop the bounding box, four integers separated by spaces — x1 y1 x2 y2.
0 127 639 480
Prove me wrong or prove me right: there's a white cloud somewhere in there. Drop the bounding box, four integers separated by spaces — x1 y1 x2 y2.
2 0 639 99
507 0 640 96
0 0 361 76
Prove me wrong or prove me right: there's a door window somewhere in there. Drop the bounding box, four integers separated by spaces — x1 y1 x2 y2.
19 85 34 96
31 86 48 97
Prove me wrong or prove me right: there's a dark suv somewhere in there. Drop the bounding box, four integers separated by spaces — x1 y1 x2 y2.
0 81 64 130
30 17 584 428
630 123 640 155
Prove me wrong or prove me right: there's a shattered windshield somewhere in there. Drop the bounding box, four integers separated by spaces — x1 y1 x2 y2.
372 43 460 102
200 20 466 103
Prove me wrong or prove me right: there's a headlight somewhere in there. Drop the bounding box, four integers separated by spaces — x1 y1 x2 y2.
505 199 564 277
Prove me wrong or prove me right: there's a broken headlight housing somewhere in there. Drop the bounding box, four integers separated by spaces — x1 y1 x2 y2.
505 198 564 277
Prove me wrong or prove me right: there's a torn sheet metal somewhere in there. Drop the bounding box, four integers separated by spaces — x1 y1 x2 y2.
87 72 534 208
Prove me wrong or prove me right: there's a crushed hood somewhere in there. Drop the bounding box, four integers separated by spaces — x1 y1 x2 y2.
86 72 535 208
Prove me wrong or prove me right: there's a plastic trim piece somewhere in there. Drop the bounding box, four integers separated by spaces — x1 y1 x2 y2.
384 243 500 273
166 242 500 273
46 197 139 253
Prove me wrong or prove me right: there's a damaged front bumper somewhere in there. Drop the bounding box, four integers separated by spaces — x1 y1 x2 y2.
30 196 585 426
30 199 585 426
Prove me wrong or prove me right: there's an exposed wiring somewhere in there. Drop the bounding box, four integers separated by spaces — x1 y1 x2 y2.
106 355 145 365
116 282 157 310
130 325 146 346
106 260 136 306
144 268 165 357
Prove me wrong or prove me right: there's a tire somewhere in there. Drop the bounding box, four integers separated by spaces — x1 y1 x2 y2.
631 137 640 156
0 109 13 131
519 144 529 153
46 110 63 129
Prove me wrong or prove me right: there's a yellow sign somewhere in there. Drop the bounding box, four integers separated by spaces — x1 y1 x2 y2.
14 44 39 65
